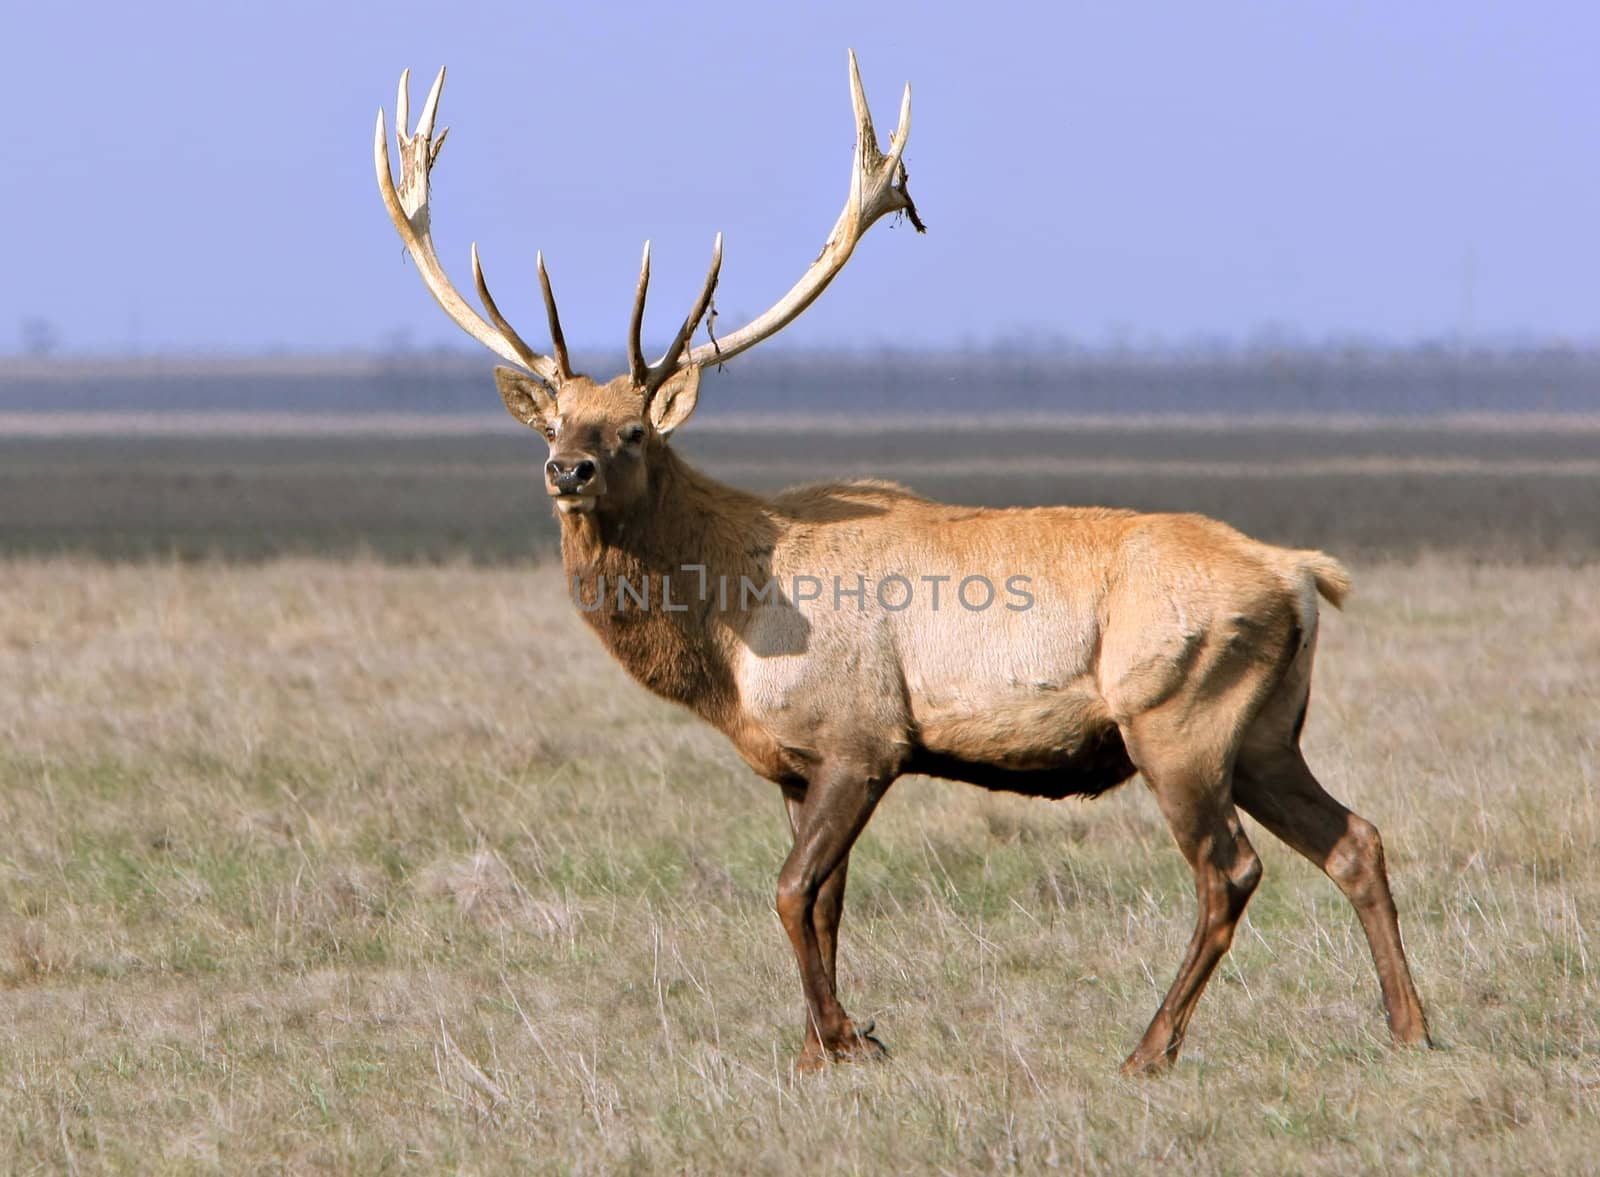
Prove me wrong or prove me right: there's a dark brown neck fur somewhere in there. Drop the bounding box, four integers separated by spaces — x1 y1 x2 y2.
559 446 774 729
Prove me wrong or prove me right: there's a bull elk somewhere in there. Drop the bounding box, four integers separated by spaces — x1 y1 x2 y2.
374 52 1430 1073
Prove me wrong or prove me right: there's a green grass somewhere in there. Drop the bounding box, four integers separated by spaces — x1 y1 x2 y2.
1 557 1597 1172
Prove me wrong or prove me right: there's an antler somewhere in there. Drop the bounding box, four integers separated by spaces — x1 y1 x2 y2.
628 235 724 394
375 68 572 387
678 49 923 371
376 52 921 396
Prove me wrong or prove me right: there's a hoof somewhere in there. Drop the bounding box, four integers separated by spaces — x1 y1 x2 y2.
1119 1048 1177 1078
796 1019 889 1073
1392 1020 1434 1050
834 1021 890 1063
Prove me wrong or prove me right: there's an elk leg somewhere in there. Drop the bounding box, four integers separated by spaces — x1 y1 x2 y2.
784 796 857 1055
1234 745 1431 1047
779 768 888 1070
785 795 852 994
1122 757 1263 1075
815 857 850 995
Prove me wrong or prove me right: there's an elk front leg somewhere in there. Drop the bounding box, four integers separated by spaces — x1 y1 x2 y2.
784 796 852 996
778 766 890 1071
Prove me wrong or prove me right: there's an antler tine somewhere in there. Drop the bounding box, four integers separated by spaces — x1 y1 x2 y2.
395 69 411 141
471 244 554 377
848 49 877 219
375 67 563 388
627 242 652 386
887 82 912 175
684 49 924 372
415 66 444 141
643 234 723 394
536 251 573 380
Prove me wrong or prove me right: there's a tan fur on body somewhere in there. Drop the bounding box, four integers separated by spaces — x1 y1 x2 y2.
375 57 1429 1075
560 434 1341 797
527 378 1430 1073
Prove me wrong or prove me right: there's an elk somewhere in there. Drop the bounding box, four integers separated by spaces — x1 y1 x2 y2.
374 52 1430 1074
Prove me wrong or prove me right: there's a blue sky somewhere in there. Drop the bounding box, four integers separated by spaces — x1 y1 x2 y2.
6 1 1596 354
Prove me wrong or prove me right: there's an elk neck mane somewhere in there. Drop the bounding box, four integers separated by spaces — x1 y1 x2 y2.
556 444 771 728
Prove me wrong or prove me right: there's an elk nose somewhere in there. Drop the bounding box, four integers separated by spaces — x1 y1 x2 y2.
546 457 597 494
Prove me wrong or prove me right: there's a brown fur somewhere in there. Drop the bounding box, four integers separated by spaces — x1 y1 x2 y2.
366 55 1421 1073
490 366 1432 1074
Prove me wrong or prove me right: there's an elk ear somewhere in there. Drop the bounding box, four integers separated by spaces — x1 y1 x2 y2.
648 364 702 438
494 366 558 431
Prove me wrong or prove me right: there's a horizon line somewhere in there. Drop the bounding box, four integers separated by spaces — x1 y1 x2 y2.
5 336 1600 381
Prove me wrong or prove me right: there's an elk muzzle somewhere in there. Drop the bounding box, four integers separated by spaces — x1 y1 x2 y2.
545 455 603 512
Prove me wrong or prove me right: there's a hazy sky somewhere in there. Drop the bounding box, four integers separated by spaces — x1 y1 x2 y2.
6 1 1596 356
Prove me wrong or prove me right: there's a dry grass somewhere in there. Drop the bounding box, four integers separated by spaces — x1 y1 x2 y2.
1 557 1597 1173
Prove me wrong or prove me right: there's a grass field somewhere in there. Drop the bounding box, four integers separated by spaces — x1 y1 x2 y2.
3 417 1598 1172
3 553 1597 1173
6 416 1600 562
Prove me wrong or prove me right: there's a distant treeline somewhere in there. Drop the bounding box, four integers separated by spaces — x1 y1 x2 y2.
4 345 1598 415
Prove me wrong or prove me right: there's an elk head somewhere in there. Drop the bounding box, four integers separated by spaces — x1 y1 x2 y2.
487 240 719 519
375 53 922 518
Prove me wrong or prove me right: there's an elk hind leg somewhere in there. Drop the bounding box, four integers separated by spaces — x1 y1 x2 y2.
1121 740 1263 1076
1234 742 1430 1047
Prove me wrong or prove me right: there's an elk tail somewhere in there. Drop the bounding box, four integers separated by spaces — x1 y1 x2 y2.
1295 550 1353 610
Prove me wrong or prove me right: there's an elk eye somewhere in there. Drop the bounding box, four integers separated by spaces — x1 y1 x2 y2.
619 424 646 446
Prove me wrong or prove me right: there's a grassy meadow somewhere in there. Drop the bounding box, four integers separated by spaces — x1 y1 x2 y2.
5 417 1600 563
2 420 1598 1172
